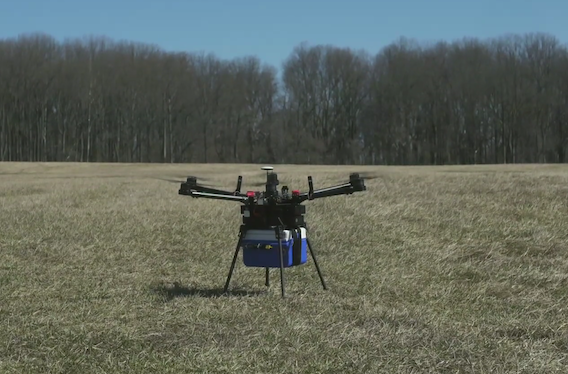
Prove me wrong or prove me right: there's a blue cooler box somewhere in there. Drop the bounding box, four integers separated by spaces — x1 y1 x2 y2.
242 228 308 268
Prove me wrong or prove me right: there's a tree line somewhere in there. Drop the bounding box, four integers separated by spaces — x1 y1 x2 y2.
0 32 567 165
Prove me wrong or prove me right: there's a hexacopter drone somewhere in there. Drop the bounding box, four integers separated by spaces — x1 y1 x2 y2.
177 166 368 297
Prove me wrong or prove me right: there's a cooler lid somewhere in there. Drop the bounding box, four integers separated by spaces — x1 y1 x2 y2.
243 229 292 241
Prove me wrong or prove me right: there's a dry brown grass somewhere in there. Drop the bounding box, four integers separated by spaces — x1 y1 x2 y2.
1 162 568 373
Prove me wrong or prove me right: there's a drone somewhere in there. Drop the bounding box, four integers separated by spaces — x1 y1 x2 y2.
177 166 368 297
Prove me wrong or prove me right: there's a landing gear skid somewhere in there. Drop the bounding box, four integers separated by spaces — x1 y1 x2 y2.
223 226 327 298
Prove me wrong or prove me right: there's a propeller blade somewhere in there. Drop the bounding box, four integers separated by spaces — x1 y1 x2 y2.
154 177 221 187
158 178 185 184
173 174 215 182
356 172 382 180
326 171 382 185
247 181 266 187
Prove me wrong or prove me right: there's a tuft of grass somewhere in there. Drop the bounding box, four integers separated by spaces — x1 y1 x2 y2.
1 162 568 373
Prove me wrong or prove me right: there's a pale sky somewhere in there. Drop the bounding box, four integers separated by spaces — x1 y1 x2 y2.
0 0 565 69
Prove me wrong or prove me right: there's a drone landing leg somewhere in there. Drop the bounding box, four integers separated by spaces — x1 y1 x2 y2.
265 268 270 287
306 238 327 290
278 234 286 298
223 231 243 293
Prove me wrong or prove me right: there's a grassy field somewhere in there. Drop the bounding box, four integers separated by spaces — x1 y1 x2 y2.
1 162 568 373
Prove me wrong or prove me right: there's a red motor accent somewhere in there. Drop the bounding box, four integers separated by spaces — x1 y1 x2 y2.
246 191 255 197
292 190 300 196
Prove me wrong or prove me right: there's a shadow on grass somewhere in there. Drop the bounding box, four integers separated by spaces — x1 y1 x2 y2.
151 281 266 301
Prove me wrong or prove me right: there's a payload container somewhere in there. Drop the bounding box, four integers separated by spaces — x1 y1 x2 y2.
241 228 307 268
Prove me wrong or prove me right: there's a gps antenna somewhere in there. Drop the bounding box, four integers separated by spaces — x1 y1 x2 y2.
261 166 273 175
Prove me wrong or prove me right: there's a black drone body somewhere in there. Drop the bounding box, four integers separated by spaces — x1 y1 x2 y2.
178 166 367 297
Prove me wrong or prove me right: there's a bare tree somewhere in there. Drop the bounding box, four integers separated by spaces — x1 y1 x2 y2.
0 32 567 165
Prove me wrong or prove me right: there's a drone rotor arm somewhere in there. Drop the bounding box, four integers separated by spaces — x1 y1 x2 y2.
179 181 246 197
297 183 352 201
182 190 249 203
296 174 366 202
